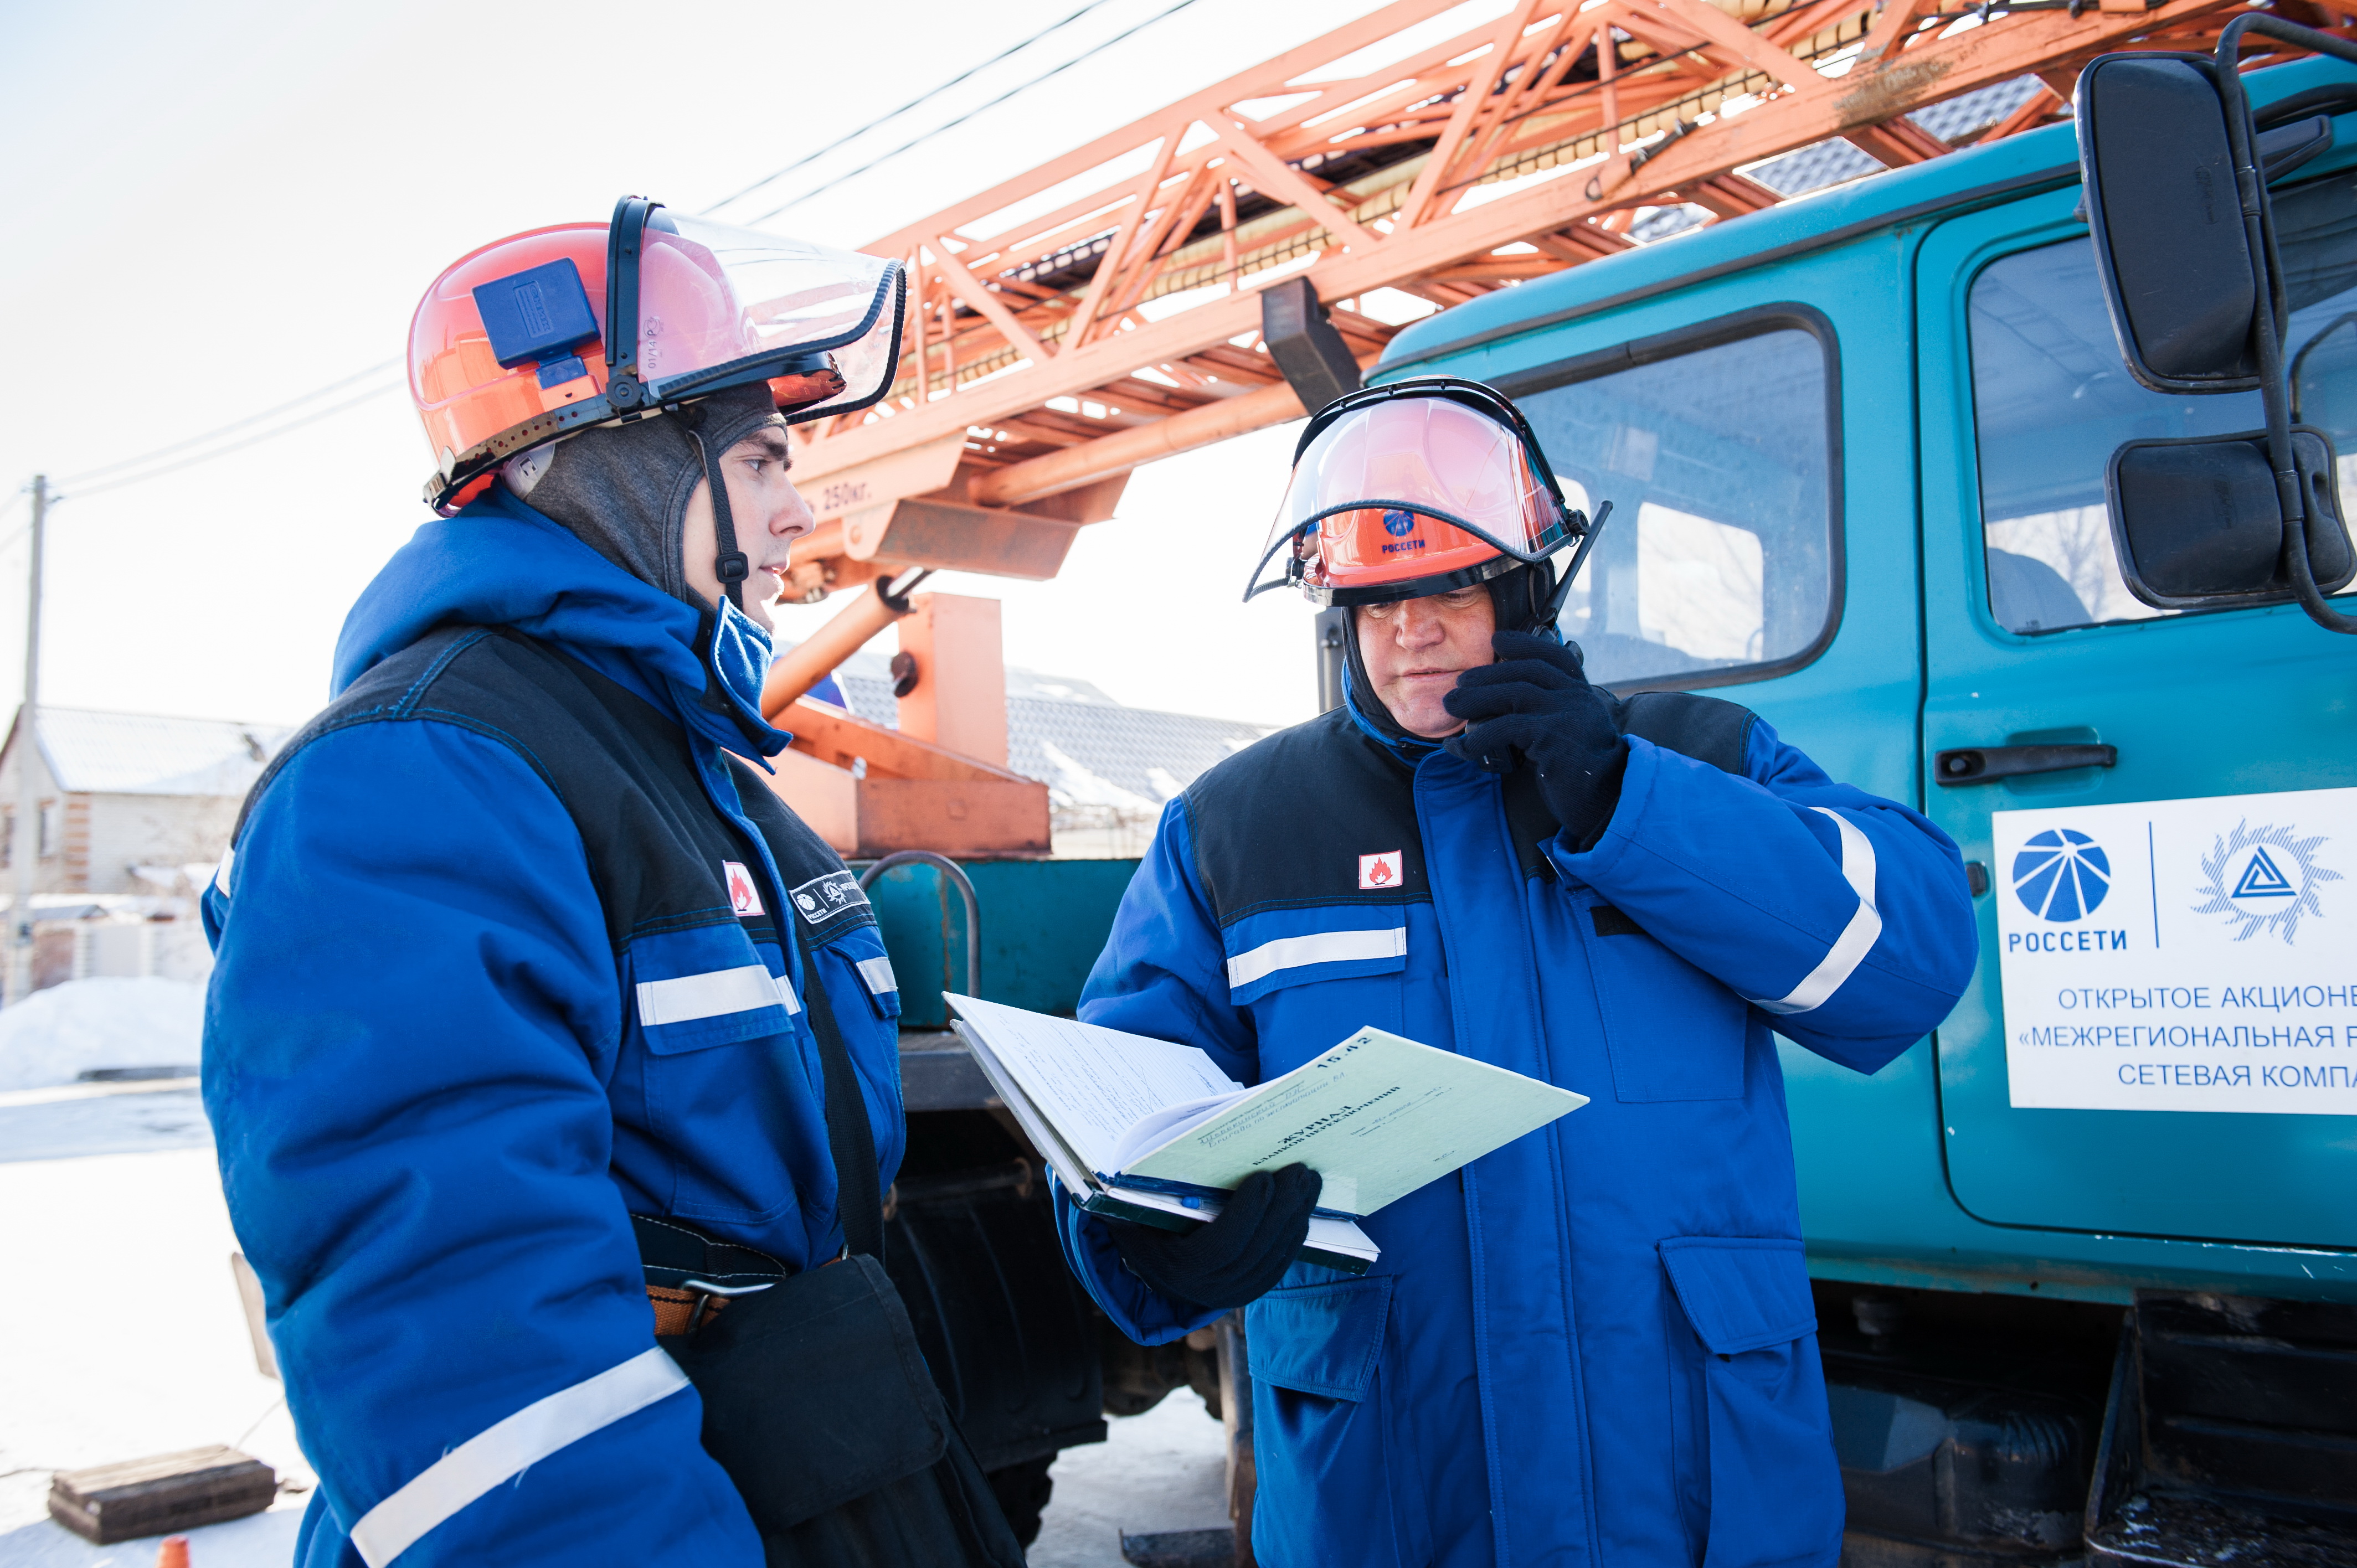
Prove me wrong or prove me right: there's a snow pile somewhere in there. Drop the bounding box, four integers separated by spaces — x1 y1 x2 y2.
0 977 206 1091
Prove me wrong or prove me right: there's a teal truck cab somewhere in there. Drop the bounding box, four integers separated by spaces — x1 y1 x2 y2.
1349 40 2357 1568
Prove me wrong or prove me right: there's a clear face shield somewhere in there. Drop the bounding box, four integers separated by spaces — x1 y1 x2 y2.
1244 382 1587 607
630 211 904 419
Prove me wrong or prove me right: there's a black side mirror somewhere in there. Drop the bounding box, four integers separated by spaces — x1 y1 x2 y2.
2080 17 2357 636
2076 54 2263 394
2107 427 2357 610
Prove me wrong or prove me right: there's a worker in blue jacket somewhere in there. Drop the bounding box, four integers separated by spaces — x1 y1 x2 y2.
199 210 994 1566
1056 379 1979 1568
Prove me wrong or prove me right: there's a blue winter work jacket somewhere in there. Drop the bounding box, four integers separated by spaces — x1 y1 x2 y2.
1058 683 1977 1568
202 487 903 1568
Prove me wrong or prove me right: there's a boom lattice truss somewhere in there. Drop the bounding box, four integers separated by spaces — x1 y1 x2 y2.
780 0 2338 600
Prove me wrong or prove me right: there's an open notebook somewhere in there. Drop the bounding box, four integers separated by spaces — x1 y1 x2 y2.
945 993 1587 1275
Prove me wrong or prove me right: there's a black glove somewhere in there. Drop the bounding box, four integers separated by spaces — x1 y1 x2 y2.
1104 1164 1322 1311
1442 630 1628 848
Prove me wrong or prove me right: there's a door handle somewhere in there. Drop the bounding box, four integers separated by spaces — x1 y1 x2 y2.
1934 744 2117 786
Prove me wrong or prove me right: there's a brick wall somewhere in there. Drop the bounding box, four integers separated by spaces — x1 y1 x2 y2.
63 795 90 892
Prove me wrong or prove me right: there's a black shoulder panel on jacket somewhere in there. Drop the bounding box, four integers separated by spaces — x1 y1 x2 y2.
1175 693 1759 921
1181 707 1425 927
237 625 494 840
1618 691 1756 776
727 756 870 933
237 625 862 952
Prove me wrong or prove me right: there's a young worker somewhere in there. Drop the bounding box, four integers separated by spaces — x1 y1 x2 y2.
203 203 1020 1567
1057 379 1980 1567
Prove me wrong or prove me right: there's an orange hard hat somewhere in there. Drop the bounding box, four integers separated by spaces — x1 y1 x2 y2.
410 197 904 514
1246 378 1583 606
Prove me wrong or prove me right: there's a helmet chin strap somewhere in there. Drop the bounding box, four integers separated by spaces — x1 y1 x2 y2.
690 431 751 612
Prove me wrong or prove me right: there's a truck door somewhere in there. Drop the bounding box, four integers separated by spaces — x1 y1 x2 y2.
1916 171 2357 1247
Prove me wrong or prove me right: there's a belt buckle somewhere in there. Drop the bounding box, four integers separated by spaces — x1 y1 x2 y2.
680 1275 775 1334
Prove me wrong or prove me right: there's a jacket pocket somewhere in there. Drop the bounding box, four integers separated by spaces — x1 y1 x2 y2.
630 925 797 1056
1222 910 1408 1007
825 923 903 1023
1224 909 1410 1076
800 926 909 1172
1586 903 1749 1101
1660 1237 1844 1568
629 925 809 1226
1247 1275 1392 1401
1247 1276 1426 1567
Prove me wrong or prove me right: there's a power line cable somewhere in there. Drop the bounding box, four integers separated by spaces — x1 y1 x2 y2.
699 0 1123 217
38 11 1209 506
56 382 403 502
54 358 402 488
745 0 1210 226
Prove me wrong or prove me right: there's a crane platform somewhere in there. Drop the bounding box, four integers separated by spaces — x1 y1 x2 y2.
774 0 2331 603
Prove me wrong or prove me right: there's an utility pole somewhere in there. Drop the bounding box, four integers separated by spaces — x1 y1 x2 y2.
11 477 45 1006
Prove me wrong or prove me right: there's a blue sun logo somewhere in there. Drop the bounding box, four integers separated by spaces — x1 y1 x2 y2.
2013 828 2111 922
1382 509 1417 537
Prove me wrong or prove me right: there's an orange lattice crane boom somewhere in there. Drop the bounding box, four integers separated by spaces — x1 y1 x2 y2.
771 0 2330 623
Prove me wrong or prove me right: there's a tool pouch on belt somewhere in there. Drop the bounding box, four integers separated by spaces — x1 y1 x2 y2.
638 929 1024 1568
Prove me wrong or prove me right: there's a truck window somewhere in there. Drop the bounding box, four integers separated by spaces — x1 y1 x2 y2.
1517 322 1836 687
1970 169 2357 633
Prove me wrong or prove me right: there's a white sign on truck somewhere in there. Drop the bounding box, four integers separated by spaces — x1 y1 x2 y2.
1994 787 2357 1115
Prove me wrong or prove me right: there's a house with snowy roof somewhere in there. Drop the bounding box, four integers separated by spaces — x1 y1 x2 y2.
0 706 290 897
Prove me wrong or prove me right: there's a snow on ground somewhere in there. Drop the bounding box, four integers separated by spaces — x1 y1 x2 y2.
0 1082 1229 1567
0 981 206 1092
0 1142 311 1566
1031 1392 1232 1568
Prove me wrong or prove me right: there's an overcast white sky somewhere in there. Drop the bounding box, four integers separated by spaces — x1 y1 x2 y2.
0 0 1483 730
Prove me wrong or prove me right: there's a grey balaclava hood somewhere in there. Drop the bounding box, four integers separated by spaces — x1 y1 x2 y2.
520 383 786 611
1341 561 1557 750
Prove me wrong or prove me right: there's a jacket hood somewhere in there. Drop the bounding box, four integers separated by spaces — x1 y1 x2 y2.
524 383 785 611
332 485 789 763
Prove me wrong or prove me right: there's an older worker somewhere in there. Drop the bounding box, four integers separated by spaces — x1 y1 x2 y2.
1055 378 1979 1568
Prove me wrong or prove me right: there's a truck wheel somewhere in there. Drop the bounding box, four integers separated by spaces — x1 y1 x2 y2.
986 1455 1056 1548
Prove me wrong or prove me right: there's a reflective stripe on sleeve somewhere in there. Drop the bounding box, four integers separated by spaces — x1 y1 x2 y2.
775 972 804 1015
856 955 897 996
348 1347 689 1567
1749 807 1881 1018
635 964 784 1027
1225 927 1407 989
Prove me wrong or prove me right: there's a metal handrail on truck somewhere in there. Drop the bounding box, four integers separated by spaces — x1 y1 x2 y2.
857 850 980 999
